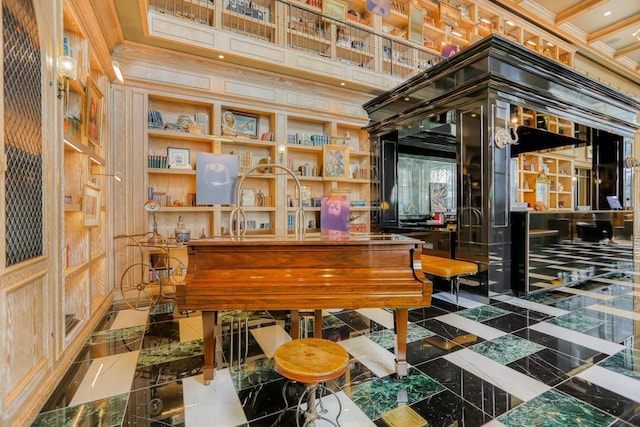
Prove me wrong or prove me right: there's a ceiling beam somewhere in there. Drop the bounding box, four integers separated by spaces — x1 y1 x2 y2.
614 43 640 58
556 0 607 26
587 15 640 43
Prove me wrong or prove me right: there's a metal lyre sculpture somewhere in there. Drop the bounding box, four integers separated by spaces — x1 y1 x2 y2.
230 164 306 238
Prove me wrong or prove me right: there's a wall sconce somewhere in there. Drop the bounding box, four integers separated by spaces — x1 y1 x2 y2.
57 55 77 100
112 60 124 83
91 170 123 182
278 144 286 164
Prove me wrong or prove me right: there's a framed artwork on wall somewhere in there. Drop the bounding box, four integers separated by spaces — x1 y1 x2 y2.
167 147 191 167
323 0 347 21
84 78 104 147
322 144 350 181
222 111 259 138
82 184 102 227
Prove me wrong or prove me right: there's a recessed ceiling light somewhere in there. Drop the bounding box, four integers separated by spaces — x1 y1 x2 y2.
604 11 611 17
218 54 224 59
404 97 411 101
546 42 554 47
480 18 491 24
506 20 515 26
340 82 345 86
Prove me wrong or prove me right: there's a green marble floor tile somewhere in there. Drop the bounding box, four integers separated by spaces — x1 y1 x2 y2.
547 310 607 333
368 324 436 348
31 393 128 427
137 339 204 367
230 358 281 391
348 368 444 420
457 305 510 322
470 334 545 365
87 325 145 345
497 389 615 427
599 348 640 380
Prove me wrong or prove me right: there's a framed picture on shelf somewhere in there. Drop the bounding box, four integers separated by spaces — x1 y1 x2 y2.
323 0 347 21
84 78 104 147
82 184 102 227
167 147 191 167
222 110 259 138
322 144 350 181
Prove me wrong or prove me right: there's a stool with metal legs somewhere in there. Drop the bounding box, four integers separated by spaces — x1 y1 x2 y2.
273 338 349 427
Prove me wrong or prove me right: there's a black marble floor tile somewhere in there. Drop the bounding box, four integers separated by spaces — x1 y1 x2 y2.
490 301 553 322
482 312 539 333
408 305 450 322
123 380 185 426
506 348 591 386
133 353 205 391
417 318 485 347
238 378 303 422
513 328 605 363
556 376 640 426
429 297 466 312
331 310 386 335
415 356 523 418
373 388 493 427
406 336 466 366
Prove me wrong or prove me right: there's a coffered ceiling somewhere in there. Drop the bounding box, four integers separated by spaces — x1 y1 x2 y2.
493 0 640 78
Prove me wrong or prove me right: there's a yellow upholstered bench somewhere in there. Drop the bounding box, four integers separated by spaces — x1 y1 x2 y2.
421 254 478 305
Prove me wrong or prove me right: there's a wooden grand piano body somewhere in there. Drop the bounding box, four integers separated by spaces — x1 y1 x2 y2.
176 234 431 383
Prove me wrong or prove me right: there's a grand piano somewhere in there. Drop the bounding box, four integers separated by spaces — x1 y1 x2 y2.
176 234 431 383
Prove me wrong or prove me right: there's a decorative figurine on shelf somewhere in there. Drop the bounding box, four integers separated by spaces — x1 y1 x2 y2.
256 189 265 207
174 216 190 243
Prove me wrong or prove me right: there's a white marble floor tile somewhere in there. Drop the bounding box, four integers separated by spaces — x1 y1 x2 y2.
339 335 397 378
432 292 485 308
435 313 506 340
444 348 550 402
529 322 625 355
300 390 375 427
70 351 140 406
179 315 204 342
587 304 640 321
183 369 248 427
575 260 618 267
550 265 586 271
110 308 149 330
577 365 640 403
482 419 507 427
529 272 558 281
356 308 395 329
493 295 569 317
559 287 615 300
250 324 291 358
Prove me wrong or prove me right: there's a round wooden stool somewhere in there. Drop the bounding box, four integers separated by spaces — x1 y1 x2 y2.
273 338 349 427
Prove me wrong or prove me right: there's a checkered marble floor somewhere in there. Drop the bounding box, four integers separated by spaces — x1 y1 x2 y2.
527 239 633 292
33 270 640 426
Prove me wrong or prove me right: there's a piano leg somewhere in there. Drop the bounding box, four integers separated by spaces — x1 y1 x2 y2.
394 308 408 376
202 310 218 384
314 309 323 338
291 310 299 339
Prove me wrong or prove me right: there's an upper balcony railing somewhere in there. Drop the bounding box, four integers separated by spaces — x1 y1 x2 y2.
147 0 444 81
